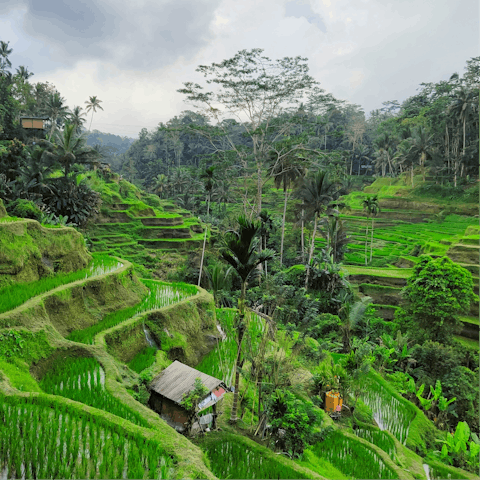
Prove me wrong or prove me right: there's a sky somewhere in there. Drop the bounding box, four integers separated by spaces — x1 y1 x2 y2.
1 0 478 138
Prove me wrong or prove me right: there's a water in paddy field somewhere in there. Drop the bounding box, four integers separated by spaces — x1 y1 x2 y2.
423 463 431 480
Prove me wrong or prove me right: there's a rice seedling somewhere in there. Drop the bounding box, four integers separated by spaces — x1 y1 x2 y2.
354 428 396 459
128 346 157 373
40 356 150 427
361 376 415 444
311 430 397 479
0 253 122 315
68 279 198 344
202 437 311 479
0 394 175 480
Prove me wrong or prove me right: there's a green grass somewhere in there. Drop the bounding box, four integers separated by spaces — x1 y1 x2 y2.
128 347 157 373
68 279 199 344
459 315 480 326
0 394 175 480
0 254 122 315
0 359 42 392
40 356 150 427
310 431 397 479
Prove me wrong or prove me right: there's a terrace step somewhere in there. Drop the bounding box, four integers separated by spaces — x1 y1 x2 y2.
109 203 131 210
140 217 183 226
447 244 480 264
140 227 192 239
138 239 202 250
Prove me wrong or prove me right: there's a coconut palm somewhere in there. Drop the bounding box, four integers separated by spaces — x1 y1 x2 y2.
269 152 304 265
448 87 477 183
339 296 372 353
84 96 104 131
409 126 435 182
15 66 33 81
40 123 101 179
200 166 215 215
44 92 70 137
362 195 380 265
220 216 275 422
295 171 341 289
0 41 12 68
320 214 348 262
70 106 87 134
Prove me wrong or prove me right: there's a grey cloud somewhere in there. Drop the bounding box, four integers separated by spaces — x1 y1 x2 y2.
285 0 326 32
1 0 222 71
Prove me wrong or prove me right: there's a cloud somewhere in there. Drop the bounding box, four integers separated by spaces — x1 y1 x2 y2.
285 0 327 32
0 0 222 71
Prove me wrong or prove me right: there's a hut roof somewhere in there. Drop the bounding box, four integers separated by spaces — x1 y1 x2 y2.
149 361 224 404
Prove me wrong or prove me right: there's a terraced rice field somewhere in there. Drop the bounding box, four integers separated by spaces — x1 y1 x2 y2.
0 395 174 480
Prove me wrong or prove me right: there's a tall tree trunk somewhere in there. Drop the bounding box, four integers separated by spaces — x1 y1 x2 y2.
230 282 247 423
305 213 318 289
280 186 288 265
365 217 369 266
300 201 305 263
198 226 208 287
370 217 374 263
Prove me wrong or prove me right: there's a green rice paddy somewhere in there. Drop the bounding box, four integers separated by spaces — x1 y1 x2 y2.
0 394 175 480
354 428 395 459
0 254 122 315
68 279 199 344
128 347 157 373
201 437 312 479
310 431 397 479
361 375 415 444
39 356 149 427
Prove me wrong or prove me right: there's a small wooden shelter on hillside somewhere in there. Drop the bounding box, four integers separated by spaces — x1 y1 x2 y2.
148 361 227 432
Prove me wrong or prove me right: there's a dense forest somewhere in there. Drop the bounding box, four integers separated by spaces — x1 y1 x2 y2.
0 41 479 480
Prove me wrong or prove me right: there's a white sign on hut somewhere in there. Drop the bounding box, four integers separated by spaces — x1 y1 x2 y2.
148 361 227 433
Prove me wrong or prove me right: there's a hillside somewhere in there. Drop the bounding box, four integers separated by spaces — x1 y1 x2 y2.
0 173 478 480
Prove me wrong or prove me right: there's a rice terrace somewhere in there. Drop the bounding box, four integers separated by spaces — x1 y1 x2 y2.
0 11 479 480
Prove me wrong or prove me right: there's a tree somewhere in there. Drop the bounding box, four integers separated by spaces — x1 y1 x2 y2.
40 123 101 179
362 195 380 264
44 92 70 137
15 66 33 81
294 171 340 288
0 41 12 68
269 146 304 265
220 216 275 422
399 256 476 343
70 106 87 134
178 48 318 216
339 296 372 353
85 96 103 131
180 378 209 434
200 165 215 215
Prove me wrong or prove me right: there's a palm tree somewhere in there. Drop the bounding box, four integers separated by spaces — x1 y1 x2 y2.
84 96 104 131
70 106 87 134
200 166 215 215
449 87 476 184
362 195 380 265
220 216 275 422
409 127 435 182
152 173 168 198
15 66 33 81
0 41 12 68
339 297 372 353
320 214 348 262
295 171 340 288
40 123 101 179
44 92 70 137
269 153 304 265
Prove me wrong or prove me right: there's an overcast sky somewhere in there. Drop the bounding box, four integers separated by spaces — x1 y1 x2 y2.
1 0 478 138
